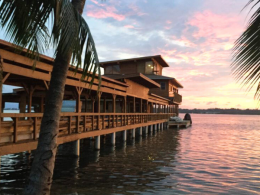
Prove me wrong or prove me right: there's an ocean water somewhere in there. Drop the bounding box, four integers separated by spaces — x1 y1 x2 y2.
1 114 260 194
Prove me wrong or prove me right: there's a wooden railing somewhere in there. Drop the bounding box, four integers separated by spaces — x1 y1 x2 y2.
0 113 174 145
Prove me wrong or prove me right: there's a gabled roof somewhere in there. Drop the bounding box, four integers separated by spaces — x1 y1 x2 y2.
145 75 183 88
100 55 170 67
104 73 161 88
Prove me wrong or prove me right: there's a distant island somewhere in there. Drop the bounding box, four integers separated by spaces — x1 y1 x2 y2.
179 108 260 115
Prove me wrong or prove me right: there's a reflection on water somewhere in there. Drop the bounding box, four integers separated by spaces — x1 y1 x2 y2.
1 114 260 194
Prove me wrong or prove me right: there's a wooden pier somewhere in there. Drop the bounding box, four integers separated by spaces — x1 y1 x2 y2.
0 39 183 156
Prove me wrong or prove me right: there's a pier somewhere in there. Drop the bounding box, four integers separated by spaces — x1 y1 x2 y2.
0 39 183 157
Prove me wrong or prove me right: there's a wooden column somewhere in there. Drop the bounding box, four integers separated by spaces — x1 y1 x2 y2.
76 87 83 133
124 96 127 125
103 97 106 113
140 99 143 113
91 98 95 113
28 86 35 113
133 97 136 113
76 87 83 113
112 94 116 113
112 94 116 127
84 95 89 113
97 92 101 130
124 96 127 113
40 97 44 113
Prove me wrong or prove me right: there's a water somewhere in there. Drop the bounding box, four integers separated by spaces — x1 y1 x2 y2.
1 114 260 194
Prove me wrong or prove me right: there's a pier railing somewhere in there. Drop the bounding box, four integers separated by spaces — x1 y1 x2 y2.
0 113 174 145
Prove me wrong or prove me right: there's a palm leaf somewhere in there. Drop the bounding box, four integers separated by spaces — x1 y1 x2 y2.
0 0 101 87
232 0 260 103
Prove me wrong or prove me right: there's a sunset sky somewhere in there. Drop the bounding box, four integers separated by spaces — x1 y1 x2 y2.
1 0 258 109
82 0 257 109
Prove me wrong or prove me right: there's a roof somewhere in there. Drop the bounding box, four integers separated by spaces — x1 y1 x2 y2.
104 73 161 88
100 55 170 67
145 75 183 88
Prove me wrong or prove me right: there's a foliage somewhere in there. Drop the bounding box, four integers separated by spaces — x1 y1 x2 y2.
232 0 260 103
0 0 101 87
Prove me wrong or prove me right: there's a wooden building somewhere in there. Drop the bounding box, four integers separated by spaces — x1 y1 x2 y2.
0 40 183 156
101 55 183 113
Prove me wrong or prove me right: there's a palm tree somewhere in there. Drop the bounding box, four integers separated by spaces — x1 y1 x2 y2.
0 0 101 194
232 0 260 103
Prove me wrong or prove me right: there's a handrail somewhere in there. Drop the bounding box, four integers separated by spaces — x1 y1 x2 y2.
1 112 175 117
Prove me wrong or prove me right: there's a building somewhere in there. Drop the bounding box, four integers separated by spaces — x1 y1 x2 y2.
101 55 183 114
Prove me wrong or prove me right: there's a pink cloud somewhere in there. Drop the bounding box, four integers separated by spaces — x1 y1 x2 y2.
87 5 125 21
124 25 135 29
187 10 243 42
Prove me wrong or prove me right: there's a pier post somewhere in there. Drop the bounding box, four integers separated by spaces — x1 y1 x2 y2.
150 125 153 135
58 140 80 157
158 123 161 131
123 130 127 142
111 132 116 145
73 140 80 157
161 123 164 131
131 128 135 139
145 126 148 135
154 124 157 132
95 136 100 150
138 127 142 136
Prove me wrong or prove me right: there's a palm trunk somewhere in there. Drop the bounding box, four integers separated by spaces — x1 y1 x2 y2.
24 0 86 194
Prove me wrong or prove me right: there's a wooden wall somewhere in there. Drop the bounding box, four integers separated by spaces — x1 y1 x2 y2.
125 79 149 99
149 80 170 98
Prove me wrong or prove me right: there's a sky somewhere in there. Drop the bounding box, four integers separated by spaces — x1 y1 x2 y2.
1 0 258 109
81 0 258 109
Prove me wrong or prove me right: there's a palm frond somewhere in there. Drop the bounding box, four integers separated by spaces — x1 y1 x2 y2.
0 0 53 63
0 0 101 88
52 0 101 89
232 0 260 103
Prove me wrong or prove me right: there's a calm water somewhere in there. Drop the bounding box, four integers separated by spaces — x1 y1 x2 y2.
1 114 260 194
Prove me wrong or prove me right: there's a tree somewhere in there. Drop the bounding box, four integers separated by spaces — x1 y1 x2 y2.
232 0 260 103
0 0 101 194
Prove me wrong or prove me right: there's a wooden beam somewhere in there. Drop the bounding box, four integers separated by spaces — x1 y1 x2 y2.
43 80 49 90
2 73 10 83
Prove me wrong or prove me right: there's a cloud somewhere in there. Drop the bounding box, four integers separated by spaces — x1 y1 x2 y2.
86 4 125 21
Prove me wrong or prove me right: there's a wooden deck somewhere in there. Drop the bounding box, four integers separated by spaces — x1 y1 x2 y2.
0 112 174 156
168 120 191 129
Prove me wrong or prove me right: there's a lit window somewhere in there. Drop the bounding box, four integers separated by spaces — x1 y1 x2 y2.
160 82 166 90
145 61 154 74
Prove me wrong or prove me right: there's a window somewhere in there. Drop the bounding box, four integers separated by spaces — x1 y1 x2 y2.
137 62 145 74
113 65 120 74
160 82 166 90
105 65 120 74
145 61 154 74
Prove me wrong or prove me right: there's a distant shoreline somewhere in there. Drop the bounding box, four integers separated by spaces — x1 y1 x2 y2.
179 108 260 115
